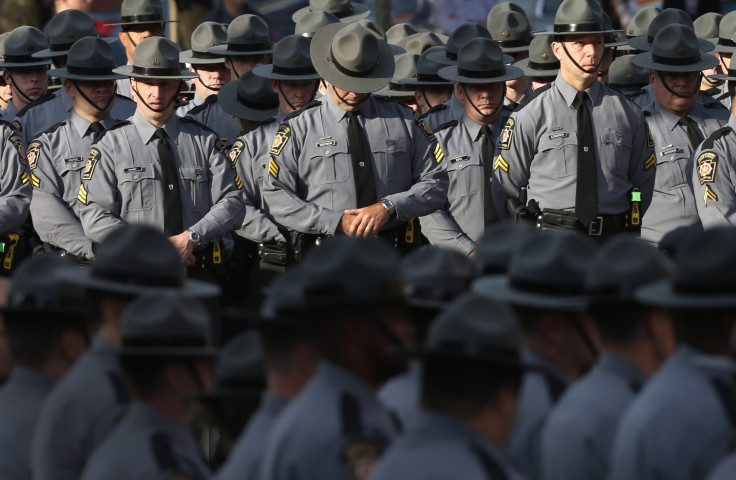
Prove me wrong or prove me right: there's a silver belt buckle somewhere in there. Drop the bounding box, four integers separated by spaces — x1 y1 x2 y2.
588 216 604 236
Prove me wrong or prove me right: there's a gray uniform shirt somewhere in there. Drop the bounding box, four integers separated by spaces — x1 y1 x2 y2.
215 393 289 480
377 363 422 428
32 338 130 480
116 75 132 99
706 451 736 480
421 95 463 131
80 402 211 480
0 123 31 235
262 95 448 236
0 101 19 121
78 109 245 244
0 366 55 480
29 111 120 259
492 74 656 220
608 346 736 480
540 352 647 480
185 94 242 149
176 93 206 117
260 361 400 480
640 97 729 245
420 112 508 255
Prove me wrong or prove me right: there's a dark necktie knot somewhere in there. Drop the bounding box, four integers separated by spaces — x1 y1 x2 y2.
480 125 492 138
155 127 167 141
88 121 104 137
678 116 703 150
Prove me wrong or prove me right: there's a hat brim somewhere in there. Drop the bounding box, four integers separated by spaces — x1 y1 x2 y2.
104 19 179 27
438 64 525 84
708 73 736 81
535 28 622 36
216 81 280 121
179 51 225 65
292 3 371 23
398 77 452 86
713 42 736 54
33 37 118 58
119 346 218 357
499 44 532 54
634 280 736 309
48 67 127 81
515 58 560 77
311 23 394 93
208 45 274 57
57 267 221 297
112 64 199 80
628 35 716 53
374 85 416 97
425 48 457 66
0 59 52 68
471 275 588 311
251 63 321 81
631 51 719 73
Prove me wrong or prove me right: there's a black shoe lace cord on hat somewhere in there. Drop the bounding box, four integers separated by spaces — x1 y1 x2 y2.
155 127 184 237
574 90 598 226
678 116 703 150
132 81 181 113
560 40 603 75
460 84 505 121
657 71 702 100
6 70 42 106
480 125 498 225
72 80 116 112
345 111 377 208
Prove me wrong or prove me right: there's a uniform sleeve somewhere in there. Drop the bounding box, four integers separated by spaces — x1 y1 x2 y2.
627 111 656 215
262 121 345 235
419 209 476 255
491 112 535 220
29 137 94 259
0 128 31 235
692 141 736 228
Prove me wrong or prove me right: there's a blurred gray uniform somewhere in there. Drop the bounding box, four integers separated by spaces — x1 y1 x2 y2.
215 393 289 480
29 112 120 259
78 110 245 244
540 352 647 480
377 363 423 428
420 96 464 130
260 361 400 480
80 402 211 480
0 101 19 121
420 111 509 255
176 93 206 117
262 96 448 236
492 75 656 219
370 409 519 480
507 349 570 480
0 366 54 480
640 98 729 244
608 346 736 480
692 114 736 227
116 75 132 99
0 122 31 235
32 338 130 480
707 452 736 480
185 94 242 149
15 90 136 146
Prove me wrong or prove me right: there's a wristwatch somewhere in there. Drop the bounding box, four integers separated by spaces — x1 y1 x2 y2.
381 198 396 217
187 229 202 247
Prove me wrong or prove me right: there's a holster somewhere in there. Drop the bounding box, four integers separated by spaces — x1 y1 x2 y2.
191 239 228 277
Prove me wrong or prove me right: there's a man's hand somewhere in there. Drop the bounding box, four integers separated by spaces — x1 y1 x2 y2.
345 203 391 237
169 232 196 267
336 213 358 233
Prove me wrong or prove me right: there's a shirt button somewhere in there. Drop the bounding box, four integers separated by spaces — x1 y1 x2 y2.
168 184 174 190
584 147 589 152
133 175 139 180
325 150 330 155
359 161 365 167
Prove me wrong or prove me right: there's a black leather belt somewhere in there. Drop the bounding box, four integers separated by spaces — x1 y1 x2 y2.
537 210 629 236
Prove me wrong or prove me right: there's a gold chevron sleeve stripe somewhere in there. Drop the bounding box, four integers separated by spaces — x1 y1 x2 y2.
268 157 280 179
644 153 657 170
31 174 40 188
234 173 244 190
20 172 30 185
704 185 718 205
494 155 509 173
78 184 88 205
433 143 444 163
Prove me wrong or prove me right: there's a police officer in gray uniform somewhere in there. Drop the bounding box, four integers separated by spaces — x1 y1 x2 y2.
262 23 447 254
77 36 245 268
16 10 135 146
609 226 736 480
260 237 413 480
420 38 522 256
0 120 30 238
400 46 454 117
541 236 674 480
32 225 219 480
515 35 561 92
0 26 51 121
492 0 655 238
371 293 524 480
0 255 89 480
80 294 218 480
709 11 736 108
631 24 728 246
29 37 130 261
488 9 533 110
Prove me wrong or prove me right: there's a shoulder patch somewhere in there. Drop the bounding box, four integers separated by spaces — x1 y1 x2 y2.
704 185 718 205
498 117 515 150
435 120 458 132
82 148 101 181
285 99 321 121
270 124 291 156
228 139 244 168
697 151 718 184
415 116 435 141
15 92 54 118
342 440 381 480
9 133 25 160
516 83 552 111
644 152 657 171
26 140 41 169
215 137 227 154
703 126 732 150
418 103 447 120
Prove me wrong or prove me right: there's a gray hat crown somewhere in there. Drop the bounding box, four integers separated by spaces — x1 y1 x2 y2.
386 23 420 45
380 52 418 94
625 6 660 37
45 9 97 51
120 0 165 22
332 23 382 75
403 247 472 303
399 45 451 85
65 37 118 74
446 22 492 59
273 34 315 73
474 222 537 275
608 54 649 91
488 11 532 49
236 68 279 109
694 12 722 39
191 21 227 55
294 11 340 37
217 332 265 384
227 14 272 50
528 35 558 66
650 24 704 66
309 0 360 17
553 0 607 33
132 36 180 73
6 255 84 313
442 37 512 80
3 26 49 60
718 10 736 42
399 32 446 55
646 9 693 44
260 267 307 326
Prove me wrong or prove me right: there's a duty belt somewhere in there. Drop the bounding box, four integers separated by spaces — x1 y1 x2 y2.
537 210 630 237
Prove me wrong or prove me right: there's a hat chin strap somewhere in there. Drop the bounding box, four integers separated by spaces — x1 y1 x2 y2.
461 83 505 120
131 80 181 113
6 70 41 106
657 71 701 99
277 80 319 112
225 56 241 79
72 80 117 112
560 41 602 75
420 88 435 110
331 84 367 108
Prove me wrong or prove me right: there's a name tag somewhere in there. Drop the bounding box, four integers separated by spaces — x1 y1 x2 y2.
317 140 337 147
450 156 470 163
64 156 84 164
548 132 569 140
661 146 683 156
124 167 144 173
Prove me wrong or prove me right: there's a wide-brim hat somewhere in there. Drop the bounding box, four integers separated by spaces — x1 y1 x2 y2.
0 26 52 68
104 0 178 26
632 24 719 73
113 36 198 80
217 69 280 121
47 37 127 81
251 34 321 81
438 38 523 84
628 8 714 52
292 0 370 24
375 52 419 97
515 57 559 77
712 10 736 53
35 9 118 58
399 46 452 86
180 21 228 65
472 275 589 310
489 11 533 53
534 0 621 36
608 55 649 95
208 14 274 57
35 37 117 59
311 22 394 94
426 23 493 66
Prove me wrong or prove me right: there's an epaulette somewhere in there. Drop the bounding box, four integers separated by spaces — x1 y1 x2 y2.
434 120 458 132
243 117 277 135
516 83 552 111
702 126 732 150
15 92 55 118
502 104 515 114
186 94 218 116
285 99 321 121
180 115 220 136
376 95 413 110
418 103 447 120
39 121 67 137
91 119 131 145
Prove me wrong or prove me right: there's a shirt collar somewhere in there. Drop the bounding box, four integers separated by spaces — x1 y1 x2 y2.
8 365 55 391
554 72 603 109
597 351 647 390
133 109 180 145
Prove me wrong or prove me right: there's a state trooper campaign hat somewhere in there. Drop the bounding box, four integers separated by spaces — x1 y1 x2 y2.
694 12 722 42
386 23 420 45
48 37 127 81
398 32 447 55
119 294 217 358
618 6 659 52
602 12 628 48
426 22 493 67
105 0 176 27
709 33 736 81
632 24 719 72
515 35 560 77
292 0 371 24
608 54 649 95
355 19 406 55
34 9 116 59
300 237 405 309
636 227 736 309
399 46 452 87
473 222 537 276
488 10 533 53
218 68 279 121
180 21 228 65
195 332 266 399
375 52 419 97
113 36 198 79
628 8 714 53
402 247 473 311
252 34 321 81
473 230 597 311
294 11 340 38
439 38 524 84
712 10 736 53
258 267 308 329
59 224 220 297
534 0 621 36
586 236 672 306
0 26 52 68
310 22 395 93
208 14 274 57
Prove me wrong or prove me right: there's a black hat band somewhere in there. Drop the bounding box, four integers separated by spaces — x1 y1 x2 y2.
496 38 531 48
446 50 458 61
132 65 182 76
651 52 701 66
416 72 446 82
554 22 603 34
457 66 507 78
191 50 223 60
388 81 414 92
510 276 584 296
237 89 279 110
719 37 736 47
331 7 355 18
3 54 45 64
272 64 317 76
50 40 77 52
67 65 116 76
226 42 273 53
92 267 183 288
528 60 560 71
121 14 164 24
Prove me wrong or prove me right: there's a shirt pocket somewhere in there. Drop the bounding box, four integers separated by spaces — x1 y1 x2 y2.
534 131 577 178
373 137 412 185
180 165 210 215
56 157 86 205
655 143 691 191
446 153 483 198
599 128 631 178
308 143 351 184
117 164 156 213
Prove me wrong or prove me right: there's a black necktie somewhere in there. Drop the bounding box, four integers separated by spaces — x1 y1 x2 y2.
346 111 377 208
87 121 104 139
679 116 703 151
480 125 498 225
154 128 183 236
575 91 598 226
